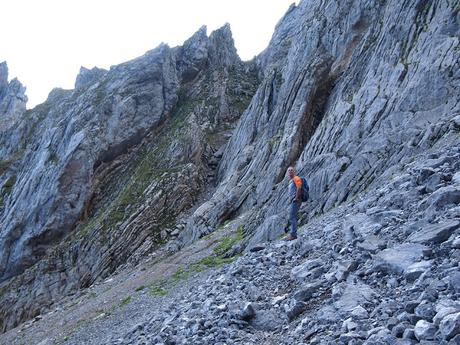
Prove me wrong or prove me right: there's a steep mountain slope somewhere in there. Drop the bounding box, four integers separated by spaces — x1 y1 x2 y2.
0 0 459 342
177 0 460 248
0 25 258 331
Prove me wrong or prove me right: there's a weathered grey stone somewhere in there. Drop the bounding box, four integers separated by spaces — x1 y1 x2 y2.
452 172 460 185
407 220 460 244
439 312 460 340
334 282 375 313
293 281 324 302
391 322 409 338
239 303 256 321
433 300 460 326
405 261 432 282
286 301 308 322
351 305 369 319
449 272 460 294
402 328 416 340
375 243 428 275
250 309 284 331
414 301 436 322
452 236 460 249
291 258 323 281
414 320 437 341
421 186 460 210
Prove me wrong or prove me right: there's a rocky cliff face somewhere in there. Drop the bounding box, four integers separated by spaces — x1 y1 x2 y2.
177 0 460 248
0 25 258 331
1 0 459 341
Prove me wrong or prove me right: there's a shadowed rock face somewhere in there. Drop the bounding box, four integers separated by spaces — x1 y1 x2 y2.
0 25 259 331
0 45 180 282
0 0 459 337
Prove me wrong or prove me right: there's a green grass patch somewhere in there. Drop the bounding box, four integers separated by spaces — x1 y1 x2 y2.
214 225 244 255
147 227 244 297
149 283 168 297
120 296 131 307
171 267 189 283
0 159 13 174
3 175 17 190
189 255 238 271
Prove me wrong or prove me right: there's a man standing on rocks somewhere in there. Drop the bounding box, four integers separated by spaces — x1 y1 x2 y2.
286 166 302 240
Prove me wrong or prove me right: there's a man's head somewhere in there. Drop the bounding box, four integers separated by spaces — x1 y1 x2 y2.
287 166 295 179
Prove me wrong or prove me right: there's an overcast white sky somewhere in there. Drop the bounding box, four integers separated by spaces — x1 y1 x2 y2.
1 0 297 108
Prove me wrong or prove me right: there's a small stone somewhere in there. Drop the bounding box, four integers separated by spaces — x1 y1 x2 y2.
351 305 369 319
240 303 256 321
414 320 437 341
415 301 436 322
391 323 408 338
449 272 460 294
452 236 460 249
408 220 460 244
216 304 227 312
375 243 428 274
287 301 307 322
404 301 419 314
339 331 366 342
439 312 460 340
387 277 398 288
405 260 432 282
433 304 460 326
418 289 438 303
291 259 324 281
452 115 460 129
387 317 399 330
342 318 358 332
402 328 416 340
293 281 324 302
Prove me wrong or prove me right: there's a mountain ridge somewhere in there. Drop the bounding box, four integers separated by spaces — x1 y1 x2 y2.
0 0 459 343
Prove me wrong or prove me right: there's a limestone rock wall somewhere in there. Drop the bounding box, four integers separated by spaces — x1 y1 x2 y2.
0 25 259 331
178 0 460 246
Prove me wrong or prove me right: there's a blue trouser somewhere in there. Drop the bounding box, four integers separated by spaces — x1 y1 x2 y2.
289 201 301 237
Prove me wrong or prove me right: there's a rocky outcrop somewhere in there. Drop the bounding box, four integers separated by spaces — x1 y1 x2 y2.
178 0 460 248
0 25 259 331
0 62 27 130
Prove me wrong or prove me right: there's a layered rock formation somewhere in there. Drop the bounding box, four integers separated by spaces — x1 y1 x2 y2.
0 0 459 341
0 25 258 331
177 0 460 248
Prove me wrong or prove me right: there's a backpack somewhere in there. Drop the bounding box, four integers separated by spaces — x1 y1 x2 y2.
300 176 309 202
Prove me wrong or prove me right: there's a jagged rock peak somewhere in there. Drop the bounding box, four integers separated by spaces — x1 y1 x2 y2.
0 61 27 119
75 66 107 89
178 25 210 80
208 23 239 67
178 23 240 81
0 62 9 100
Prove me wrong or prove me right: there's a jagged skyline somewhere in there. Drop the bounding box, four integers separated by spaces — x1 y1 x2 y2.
0 0 296 108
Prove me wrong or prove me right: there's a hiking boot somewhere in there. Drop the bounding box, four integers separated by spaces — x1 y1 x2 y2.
284 234 297 241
